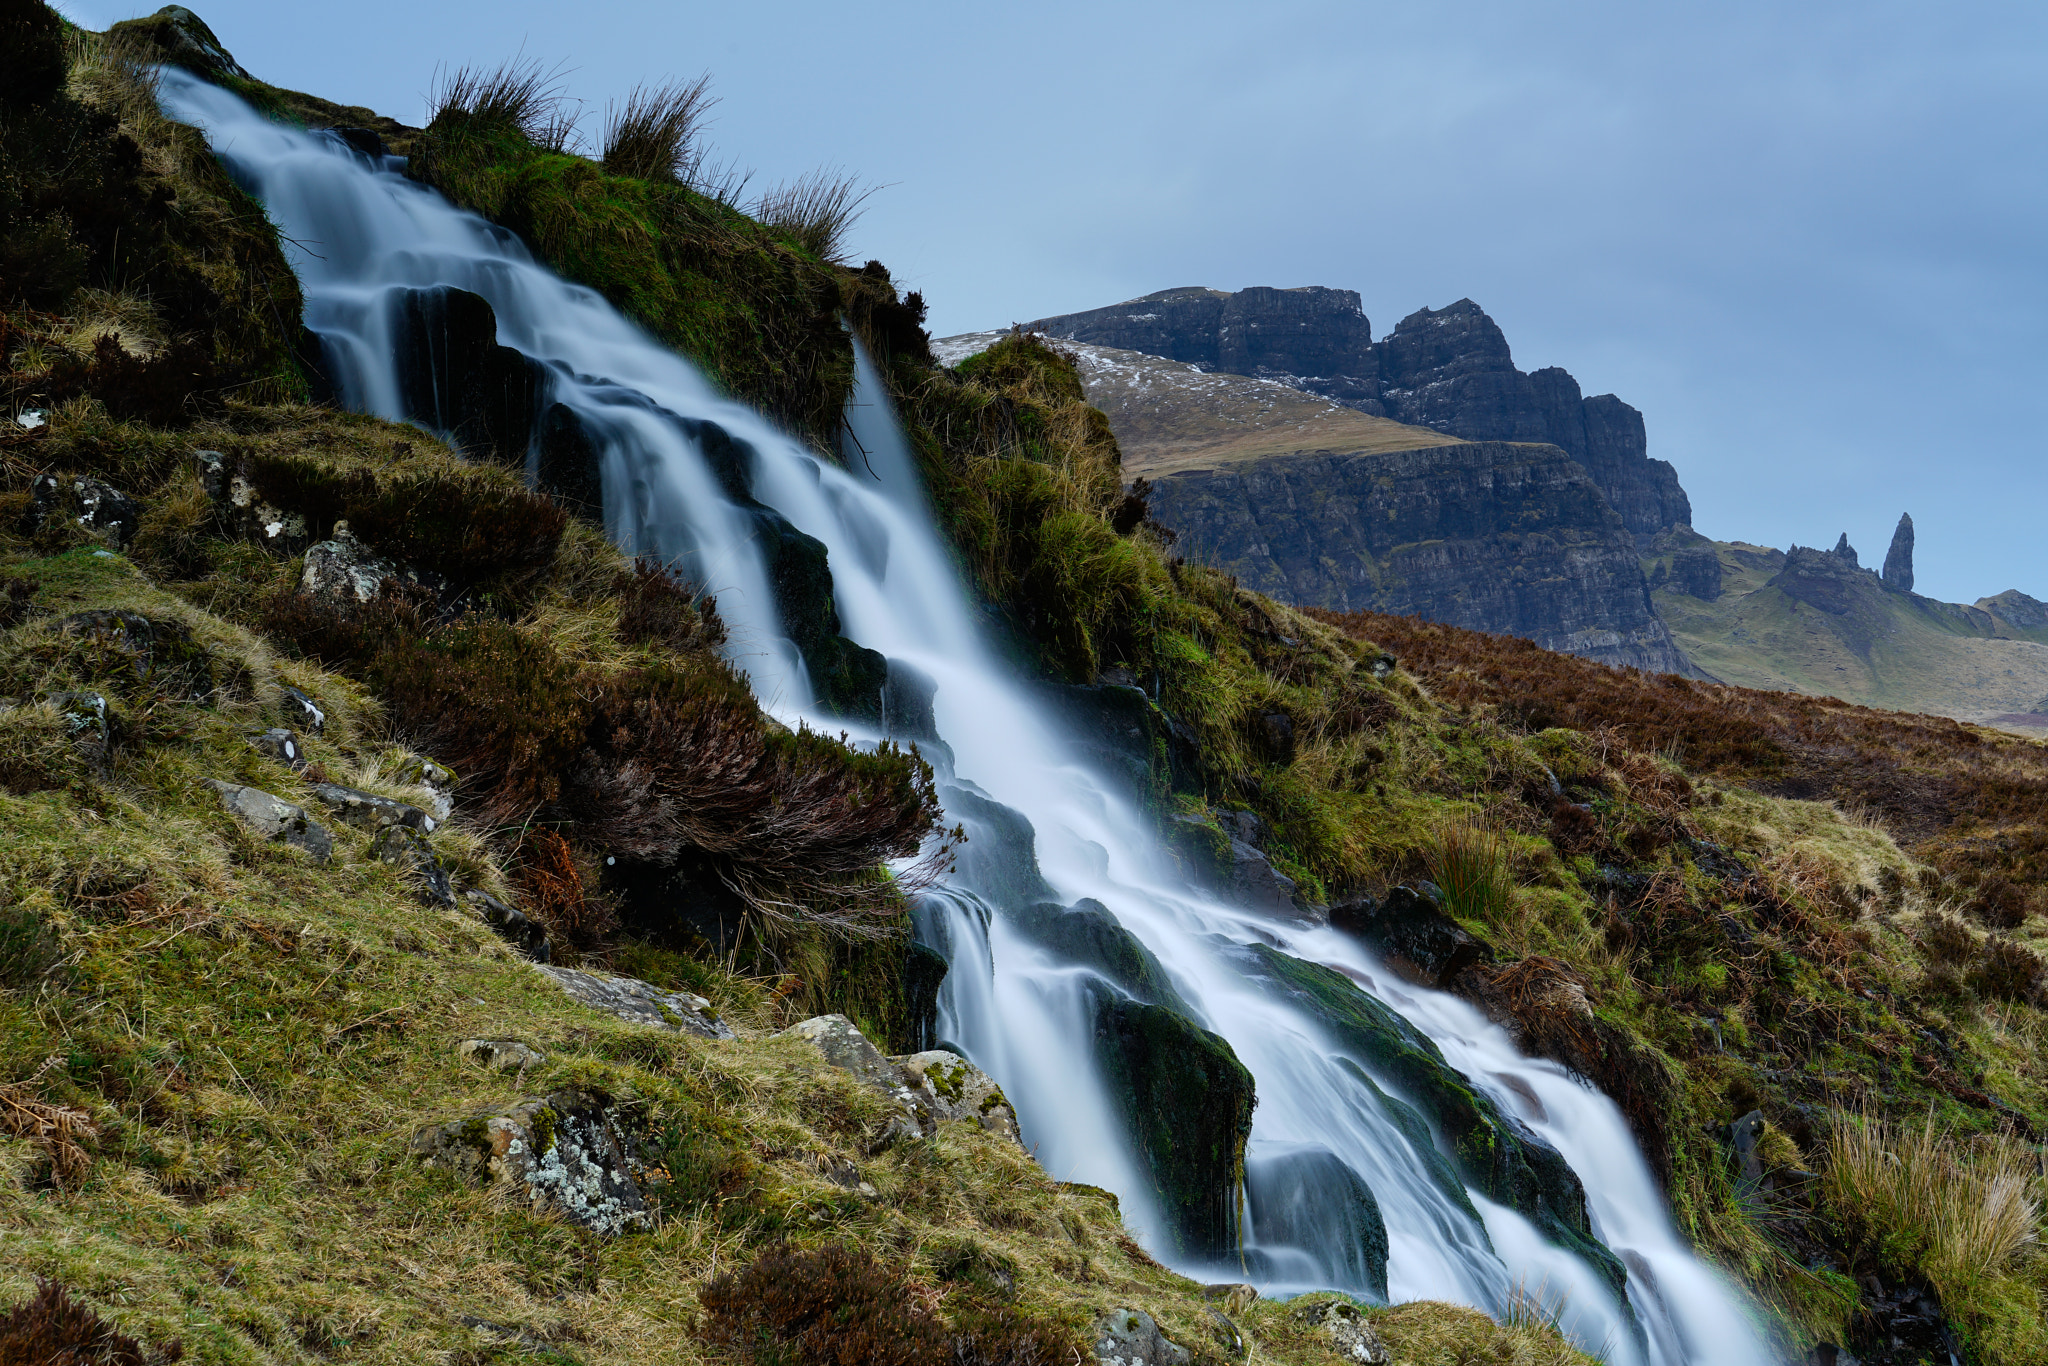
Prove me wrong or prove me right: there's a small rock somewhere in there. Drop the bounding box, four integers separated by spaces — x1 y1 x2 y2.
279 685 325 734
247 727 307 770
410 1089 650 1235
457 1039 545 1072
300 535 397 606
1369 652 1397 681
194 449 229 503
370 824 454 905
891 1048 1022 1144
386 753 457 821
1203 1308 1245 1359
778 1014 925 1148
204 779 332 862
49 690 112 770
1254 710 1296 765
1292 1300 1387 1365
463 888 550 962
70 478 142 549
537 965 731 1038
309 780 436 834
1091 1308 1190 1366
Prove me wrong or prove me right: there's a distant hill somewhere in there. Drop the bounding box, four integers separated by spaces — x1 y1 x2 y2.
1644 526 2048 734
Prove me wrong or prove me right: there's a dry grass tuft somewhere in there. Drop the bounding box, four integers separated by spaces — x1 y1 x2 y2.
601 76 715 182
754 168 877 265
428 58 570 143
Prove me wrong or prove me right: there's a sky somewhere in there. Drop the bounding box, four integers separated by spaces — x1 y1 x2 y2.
61 0 2048 603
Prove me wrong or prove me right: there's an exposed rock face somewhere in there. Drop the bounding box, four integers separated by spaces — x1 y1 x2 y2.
1144 442 1694 674
1884 513 1915 592
409 1089 652 1235
1023 289 1691 538
1980 589 2048 631
204 779 332 861
1091 1308 1191 1366
537 964 729 1037
776 1014 1022 1147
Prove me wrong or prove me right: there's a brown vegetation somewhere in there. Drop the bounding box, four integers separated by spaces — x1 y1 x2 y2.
0 1280 181 1366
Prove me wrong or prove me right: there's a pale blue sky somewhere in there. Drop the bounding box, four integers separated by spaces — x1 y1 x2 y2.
69 0 2048 604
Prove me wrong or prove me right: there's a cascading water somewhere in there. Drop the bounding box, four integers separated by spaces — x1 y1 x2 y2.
160 69 1767 1365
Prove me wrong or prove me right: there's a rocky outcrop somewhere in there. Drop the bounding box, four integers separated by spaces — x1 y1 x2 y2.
1293 1300 1389 1364
1023 289 1691 538
776 1014 1022 1147
1091 1308 1192 1366
1883 514 1914 592
204 779 332 861
409 1089 652 1235
537 965 730 1037
1980 589 2048 632
1145 442 1694 673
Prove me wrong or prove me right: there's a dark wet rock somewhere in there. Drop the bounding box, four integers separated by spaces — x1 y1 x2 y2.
388 285 543 465
278 685 325 734
1145 443 1695 675
1847 1277 1958 1366
1092 996 1256 1259
1292 1299 1388 1365
1236 944 1629 1303
1092 1307 1191 1366
942 782 1057 907
1011 897 1193 1015
891 1048 1022 1144
1253 711 1296 766
902 941 947 1052
329 125 386 159
1331 883 1494 989
1171 815 1306 921
309 781 435 834
749 507 890 724
463 888 550 962
1333 1057 1484 1229
1042 681 1198 792
409 1089 651 1235
537 964 730 1037
881 658 938 743
369 824 454 906
1882 513 1914 593
457 1039 545 1072
536 402 603 518
246 727 307 770
204 779 332 862
1728 1108 1767 1194
1247 1146 1389 1299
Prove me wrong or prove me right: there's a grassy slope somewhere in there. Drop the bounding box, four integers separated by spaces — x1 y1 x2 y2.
1648 536 2048 727
2 8 2043 1363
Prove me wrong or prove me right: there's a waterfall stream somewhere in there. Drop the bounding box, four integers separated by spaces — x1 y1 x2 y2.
160 69 1767 1366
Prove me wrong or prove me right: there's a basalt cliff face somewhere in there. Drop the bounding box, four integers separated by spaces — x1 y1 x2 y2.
1145 442 1693 674
1024 288 1691 540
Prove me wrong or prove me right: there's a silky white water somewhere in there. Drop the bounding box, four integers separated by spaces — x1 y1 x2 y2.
160 69 1766 1365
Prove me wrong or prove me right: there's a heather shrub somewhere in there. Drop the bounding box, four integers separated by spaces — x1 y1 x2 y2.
0 1280 180 1366
613 558 725 654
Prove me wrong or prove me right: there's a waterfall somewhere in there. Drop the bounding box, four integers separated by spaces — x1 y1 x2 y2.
159 69 1767 1366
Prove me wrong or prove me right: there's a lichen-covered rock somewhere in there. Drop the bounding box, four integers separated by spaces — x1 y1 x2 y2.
456 1039 545 1072
385 753 456 821
300 535 397 605
49 690 112 771
369 825 453 905
890 1049 1021 1144
278 685 325 735
1091 1308 1189 1366
464 888 550 962
246 726 307 770
203 779 332 862
1292 1299 1387 1364
1092 997 1256 1259
537 965 730 1038
409 1089 650 1235
309 781 436 834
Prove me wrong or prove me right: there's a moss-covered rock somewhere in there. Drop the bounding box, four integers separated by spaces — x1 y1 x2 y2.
1011 897 1192 1016
1091 996 1255 1259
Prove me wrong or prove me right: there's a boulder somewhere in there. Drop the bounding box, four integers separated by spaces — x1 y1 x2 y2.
112 5 252 80
196 450 312 554
536 965 730 1038
369 825 454 905
457 1039 545 1072
1173 815 1307 921
204 779 332 862
409 1089 651 1235
891 1049 1021 1144
1246 1146 1389 1299
1091 1308 1190 1366
28 476 142 548
464 888 550 963
309 781 436 834
1331 883 1493 988
246 727 307 770
1292 1300 1387 1365
1234 943 1628 1304
1092 997 1256 1259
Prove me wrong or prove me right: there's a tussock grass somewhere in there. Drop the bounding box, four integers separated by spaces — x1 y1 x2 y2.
428 58 570 143
1426 819 1518 924
754 168 877 265
602 77 715 183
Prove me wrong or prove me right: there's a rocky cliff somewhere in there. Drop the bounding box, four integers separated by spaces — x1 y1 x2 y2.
1023 288 1692 539
1144 442 1694 673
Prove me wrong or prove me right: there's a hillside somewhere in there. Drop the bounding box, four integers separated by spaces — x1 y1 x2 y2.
2 8 2046 1366
1644 528 2048 734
